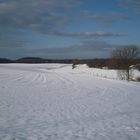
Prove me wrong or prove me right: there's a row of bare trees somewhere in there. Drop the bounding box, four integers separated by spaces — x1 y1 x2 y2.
111 45 140 81
72 45 140 81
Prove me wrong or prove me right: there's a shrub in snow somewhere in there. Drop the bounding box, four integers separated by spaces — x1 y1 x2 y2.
72 63 76 69
136 77 140 82
117 70 127 80
117 69 134 81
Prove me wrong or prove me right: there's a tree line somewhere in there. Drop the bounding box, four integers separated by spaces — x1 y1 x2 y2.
73 45 140 81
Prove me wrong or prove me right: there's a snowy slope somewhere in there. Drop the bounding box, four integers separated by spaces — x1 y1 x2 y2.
0 64 140 140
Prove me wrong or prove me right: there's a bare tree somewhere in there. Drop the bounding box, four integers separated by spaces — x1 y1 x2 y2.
111 45 140 81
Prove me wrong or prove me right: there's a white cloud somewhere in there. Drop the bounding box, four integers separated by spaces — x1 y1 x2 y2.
49 31 125 38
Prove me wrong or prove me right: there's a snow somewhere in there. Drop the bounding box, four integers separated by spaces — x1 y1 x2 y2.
0 63 140 140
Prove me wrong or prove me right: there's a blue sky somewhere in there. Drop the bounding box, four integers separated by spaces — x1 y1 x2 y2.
0 0 140 59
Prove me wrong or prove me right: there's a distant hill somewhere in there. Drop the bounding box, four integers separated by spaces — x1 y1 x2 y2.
0 57 140 70
15 57 73 64
0 57 73 64
15 57 49 63
0 58 13 63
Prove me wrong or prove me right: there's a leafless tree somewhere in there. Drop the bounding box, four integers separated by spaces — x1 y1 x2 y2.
111 45 140 80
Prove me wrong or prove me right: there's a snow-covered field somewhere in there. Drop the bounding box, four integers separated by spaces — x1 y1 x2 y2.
0 64 140 140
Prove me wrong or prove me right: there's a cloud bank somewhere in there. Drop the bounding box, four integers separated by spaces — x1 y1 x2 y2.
26 40 118 58
0 0 127 37
0 0 76 32
121 0 140 15
49 31 125 38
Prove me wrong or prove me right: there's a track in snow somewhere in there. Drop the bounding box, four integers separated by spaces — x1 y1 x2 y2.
0 64 140 140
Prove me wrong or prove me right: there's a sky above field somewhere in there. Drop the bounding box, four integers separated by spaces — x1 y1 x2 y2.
0 0 140 59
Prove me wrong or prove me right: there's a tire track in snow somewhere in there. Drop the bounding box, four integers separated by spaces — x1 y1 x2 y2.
51 71 85 94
